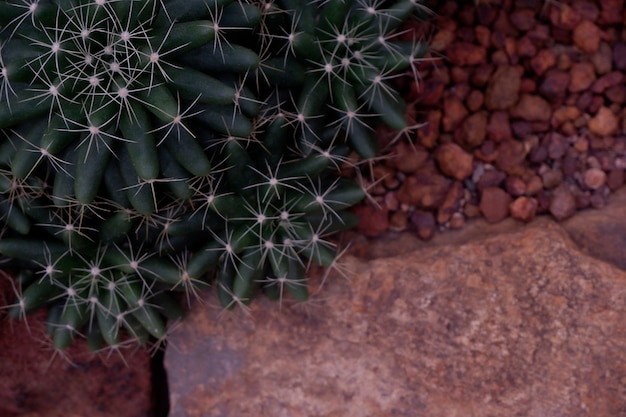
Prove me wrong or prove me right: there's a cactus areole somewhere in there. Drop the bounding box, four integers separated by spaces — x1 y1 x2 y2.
0 0 427 350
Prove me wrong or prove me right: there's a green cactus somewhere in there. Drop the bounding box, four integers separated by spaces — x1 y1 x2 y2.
0 0 428 351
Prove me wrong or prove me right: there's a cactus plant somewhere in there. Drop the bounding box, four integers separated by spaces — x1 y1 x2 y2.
0 0 428 351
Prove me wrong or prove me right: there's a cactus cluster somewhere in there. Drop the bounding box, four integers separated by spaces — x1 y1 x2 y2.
0 0 427 351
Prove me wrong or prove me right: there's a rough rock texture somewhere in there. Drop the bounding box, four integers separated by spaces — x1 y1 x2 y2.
0 277 152 417
165 191 626 417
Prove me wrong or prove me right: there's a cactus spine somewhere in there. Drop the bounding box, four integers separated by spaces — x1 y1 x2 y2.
0 0 428 351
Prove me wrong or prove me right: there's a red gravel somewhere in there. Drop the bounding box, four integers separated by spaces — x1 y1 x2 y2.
353 0 626 240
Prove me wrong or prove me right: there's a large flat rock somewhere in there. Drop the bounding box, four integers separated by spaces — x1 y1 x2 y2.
165 193 626 417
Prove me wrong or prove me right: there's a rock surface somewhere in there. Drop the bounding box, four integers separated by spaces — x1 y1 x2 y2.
165 191 626 417
0 279 153 417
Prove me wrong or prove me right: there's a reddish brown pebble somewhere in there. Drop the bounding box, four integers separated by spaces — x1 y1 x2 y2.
417 78 445 106
391 142 429 174
573 137 589 153
583 168 607 190
591 71 623 94
446 42 487 66
396 168 452 210
591 42 613 75
550 3 582 30
388 210 409 232
531 49 557 76
479 187 512 224
588 106 619 136
539 69 571 102
509 94 552 122
465 90 484 112
417 110 441 149
353 205 389 237
442 97 469 132
510 8 536 31
437 181 465 224
430 29 455 52
509 196 538 222
572 20 602 53
486 111 512 142
505 176 527 196
477 169 506 191
526 175 544 195
471 64 494 87
459 111 488 147
496 139 527 176
516 36 537 58
541 169 564 189
435 143 474 180
569 62 597 93
549 184 577 221
600 0 625 24
410 210 436 241
484 65 523 110
607 169 624 190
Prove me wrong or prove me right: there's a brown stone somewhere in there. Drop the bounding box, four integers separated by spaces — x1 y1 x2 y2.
471 64 494 87
410 210 436 241
550 184 577 221
484 65 523 111
509 94 552 122
605 84 626 104
496 139 527 176
388 210 408 232
592 71 624 94
547 132 570 160
165 211 626 417
446 42 487 66
530 48 557 76
475 25 491 48
550 3 582 29
430 29 455 52
606 169 624 190
0 281 152 417
583 168 607 190
552 106 581 128
510 8 536 31
417 78 445 106
396 166 452 210
509 196 538 222
477 169 506 191
486 111 512 142
574 1 600 21
459 111 488 147
417 110 441 149
539 69 571 102
389 142 428 174
591 42 613 75
569 62 597 93
437 181 464 224
526 174 544 195
505 176 527 196
465 89 484 112
434 143 474 181
588 106 619 136
572 20 602 53
479 186 512 223
541 169 564 189
516 36 537 58
600 0 625 24
442 96 468 132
